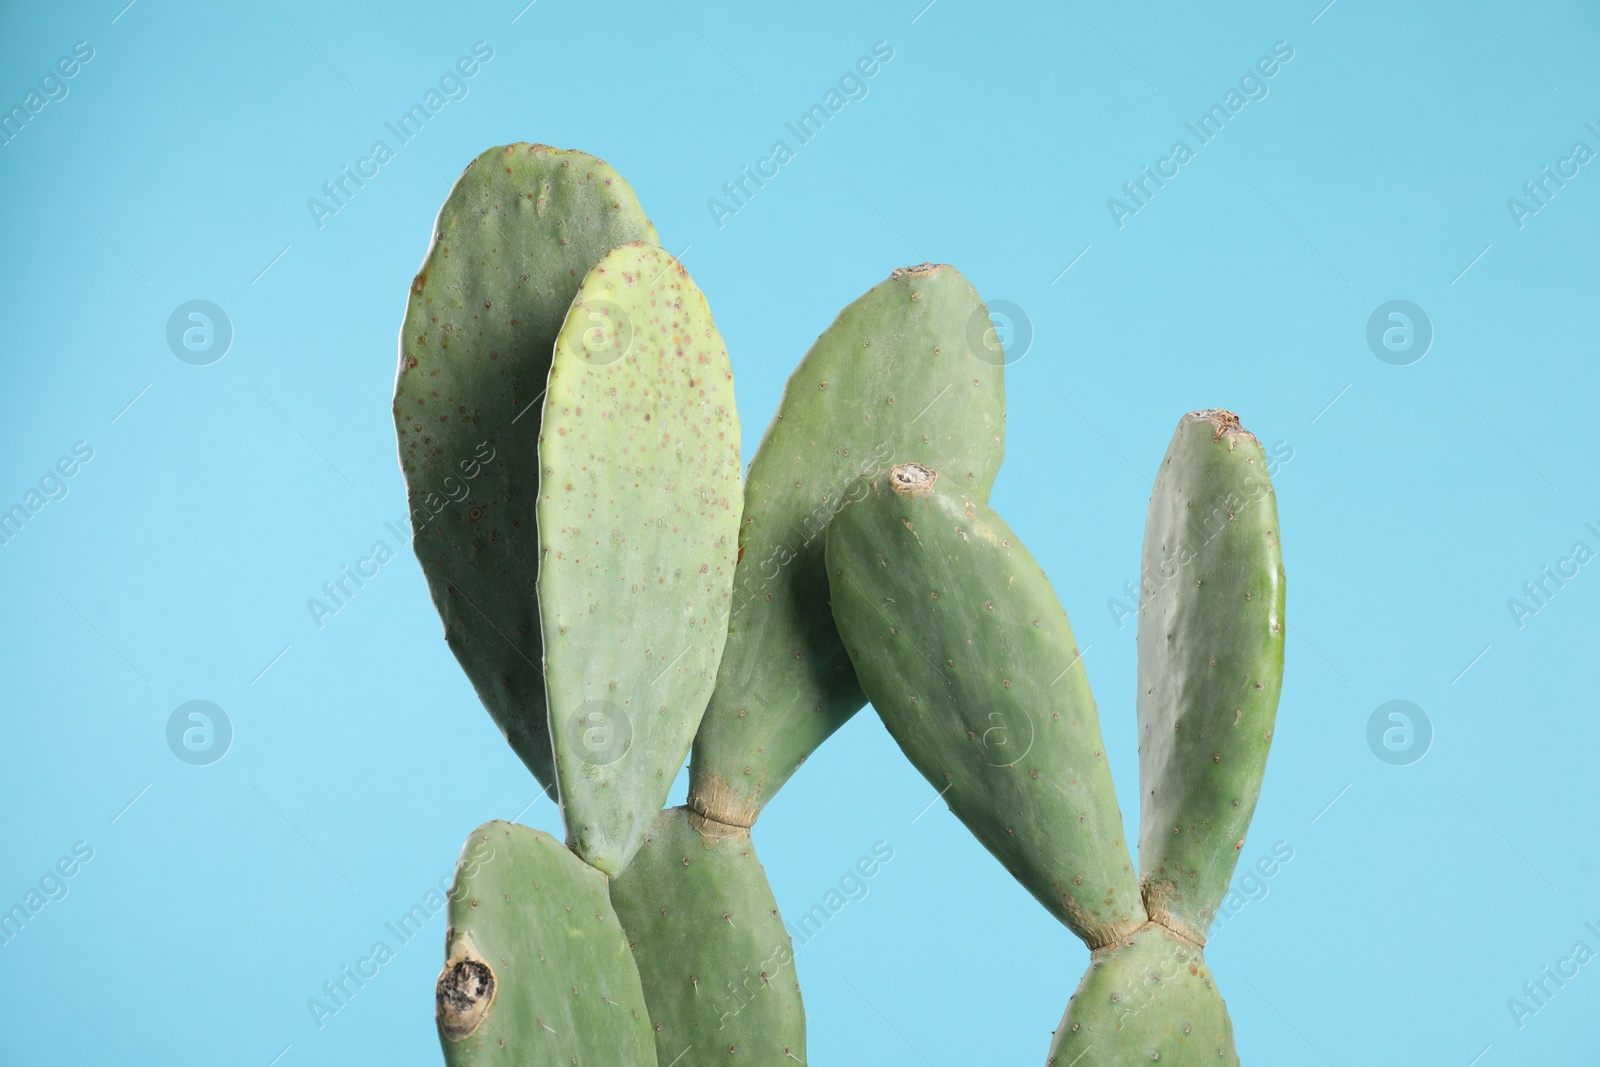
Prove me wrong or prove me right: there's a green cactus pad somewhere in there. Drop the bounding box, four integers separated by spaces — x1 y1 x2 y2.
395 144 658 792
688 263 1006 826
434 820 656 1065
1046 924 1238 1066
1136 410 1286 943
538 242 743 876
826 463 1142 947
609 807 806 1066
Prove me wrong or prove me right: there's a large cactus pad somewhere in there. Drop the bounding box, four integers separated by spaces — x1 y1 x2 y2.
538 242 743 876
826 463 1142 947
396 144 657 791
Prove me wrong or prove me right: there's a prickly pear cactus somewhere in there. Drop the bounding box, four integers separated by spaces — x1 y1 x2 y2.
395 143 657 792
1136 410 1285 943
609 807 806 1066
434 820 656 1065
399 137 1292 1064
825 463 1143 947
688 264 1006 827
538 241 742 877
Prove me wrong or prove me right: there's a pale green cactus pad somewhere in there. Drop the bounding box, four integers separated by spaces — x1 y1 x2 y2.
395 143 657 792
434 820 656 1066
538 242 743 877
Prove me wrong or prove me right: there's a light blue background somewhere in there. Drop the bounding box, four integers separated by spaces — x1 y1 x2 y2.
3 1 1597 1063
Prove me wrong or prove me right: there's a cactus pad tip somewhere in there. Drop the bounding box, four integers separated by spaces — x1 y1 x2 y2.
1185 408 1255 442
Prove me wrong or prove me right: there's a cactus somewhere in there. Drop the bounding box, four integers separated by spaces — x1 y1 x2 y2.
688 263 1007 828
395 143 657 793
825 462 1143 946
434 821 656 1066
609 807 806 1066
538 240 742 877
400 139 1291 1064
826 409 1284 1065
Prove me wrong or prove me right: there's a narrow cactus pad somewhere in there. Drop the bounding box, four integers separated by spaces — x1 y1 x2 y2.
395 144 657 792
539 242 743 876
1046 924 1238 1066
826 464 1142 947
435 820 656 1066
1136 410 1286 942
609 807 805 1066
689 264 1006 826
